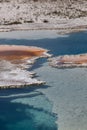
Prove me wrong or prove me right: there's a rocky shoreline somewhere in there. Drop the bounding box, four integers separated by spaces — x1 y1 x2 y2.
0 45 50 89
49 54 87 69
0 0 87 33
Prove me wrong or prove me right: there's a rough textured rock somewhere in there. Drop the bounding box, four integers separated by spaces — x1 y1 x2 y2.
0 0 87 25
0 1 87 33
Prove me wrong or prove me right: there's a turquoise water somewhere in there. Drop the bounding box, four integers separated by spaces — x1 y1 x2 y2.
0 31 87 130
0 87 57 130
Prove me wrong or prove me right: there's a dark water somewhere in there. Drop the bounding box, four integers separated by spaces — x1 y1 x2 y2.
0 87 57 130
1 31 87 55
0 31 87 130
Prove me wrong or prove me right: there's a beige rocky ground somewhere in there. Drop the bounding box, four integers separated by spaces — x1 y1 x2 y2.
0 0 87 33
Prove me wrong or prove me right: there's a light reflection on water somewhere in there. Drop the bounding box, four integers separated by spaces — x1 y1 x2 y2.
34 61 87 130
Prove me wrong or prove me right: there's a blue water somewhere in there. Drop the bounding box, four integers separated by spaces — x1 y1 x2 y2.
0 87 57 130
0 31 87 130
1 31 87 55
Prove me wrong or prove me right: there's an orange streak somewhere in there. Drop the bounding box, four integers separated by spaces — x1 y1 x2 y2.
0 45 47 62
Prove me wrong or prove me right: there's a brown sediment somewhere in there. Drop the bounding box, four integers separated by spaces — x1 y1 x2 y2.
61 54 87 64
49 54 87 69
0 45 47 62
0 45 48 88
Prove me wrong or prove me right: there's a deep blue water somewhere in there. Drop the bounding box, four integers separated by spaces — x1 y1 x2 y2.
1 31 87 55
0 31 87 130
